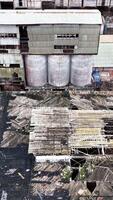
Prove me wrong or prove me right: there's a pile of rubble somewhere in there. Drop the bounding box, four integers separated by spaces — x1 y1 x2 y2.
0 94 39 147
0 91 70 147
7 91 70 131
2 90 113 148
8 95 38 128
30 160 113 200
30 162 70 200
69 181 113 200
69 90 113 110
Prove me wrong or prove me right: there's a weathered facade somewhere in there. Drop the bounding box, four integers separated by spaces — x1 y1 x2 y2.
0 10 102 55
0 25 20 54
0 25 22 76
0 25 24 84
0 10 102 88
27 23 101 55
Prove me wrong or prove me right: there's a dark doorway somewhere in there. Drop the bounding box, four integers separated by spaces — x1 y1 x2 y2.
87 181 96 193
71 158 86 180
42 1 55 9
19 0 23 6
1 2 13 9
19 26 29 52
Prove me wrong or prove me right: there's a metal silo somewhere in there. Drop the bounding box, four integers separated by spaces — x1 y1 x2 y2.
71 55 93 87
48 55 70 87
25 55 47 87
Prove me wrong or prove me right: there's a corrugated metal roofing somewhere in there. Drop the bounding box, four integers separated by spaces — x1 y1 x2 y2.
0 9 102 25
29 108 113 156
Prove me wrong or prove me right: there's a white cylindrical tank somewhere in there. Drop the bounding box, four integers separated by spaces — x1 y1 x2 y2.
71 55 93 87
25 55 47 87
48 55 70 87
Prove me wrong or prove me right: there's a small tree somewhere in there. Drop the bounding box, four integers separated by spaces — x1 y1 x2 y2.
61 166 72 182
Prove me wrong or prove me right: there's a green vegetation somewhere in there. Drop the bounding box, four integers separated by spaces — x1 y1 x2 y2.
61 166 72 182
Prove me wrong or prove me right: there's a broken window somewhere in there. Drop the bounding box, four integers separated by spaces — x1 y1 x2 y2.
0 50 8 53
71 148 101 155
19 0 23 6
63 49 74 53
54 45 74 49
42 1 55 9
57 34 79 38
0 33 17 38
0 45 18 49
1 2 13 9
10 64 20 68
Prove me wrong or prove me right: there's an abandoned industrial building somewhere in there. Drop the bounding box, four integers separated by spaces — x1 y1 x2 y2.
0 10 113 90
0 9 109 89
0 10 102 54
0 0 113 9
0 2 113 199
0 9 113 90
